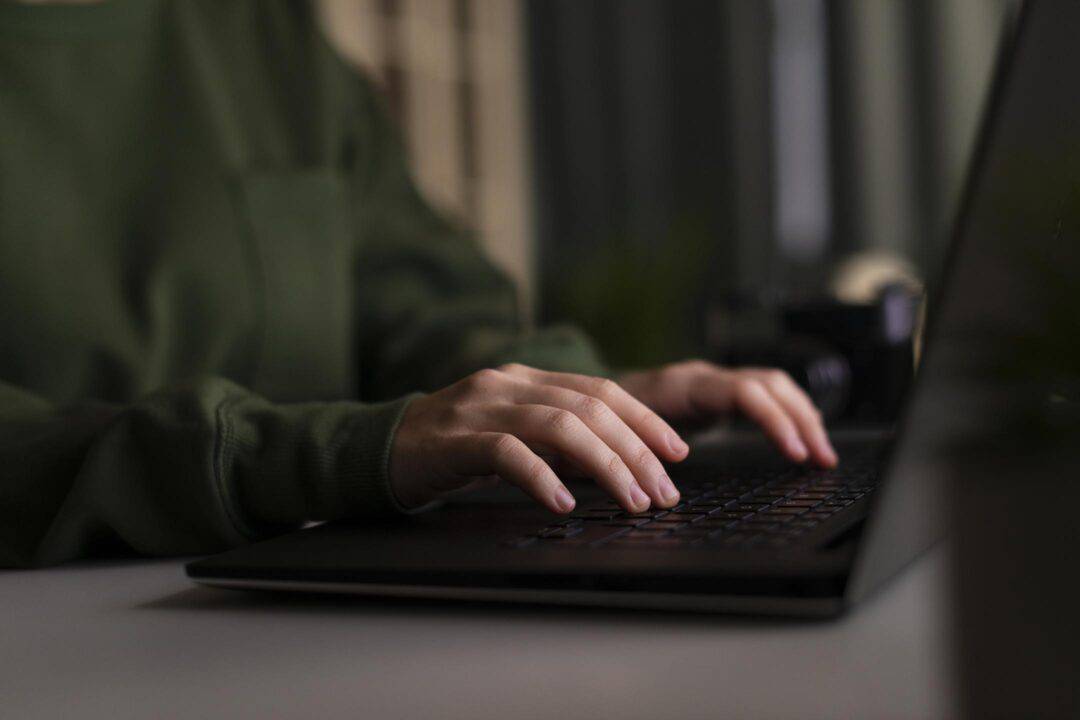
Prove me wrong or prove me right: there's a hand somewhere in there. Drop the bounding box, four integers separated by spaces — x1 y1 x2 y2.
389 364 690 515
617 360 838 468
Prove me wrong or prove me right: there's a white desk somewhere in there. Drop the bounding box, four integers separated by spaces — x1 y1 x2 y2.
2 547 956 719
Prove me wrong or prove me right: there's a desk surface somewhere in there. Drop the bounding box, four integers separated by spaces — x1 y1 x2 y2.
2 547 956 719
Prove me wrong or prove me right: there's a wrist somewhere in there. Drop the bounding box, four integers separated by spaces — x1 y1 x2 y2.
386 394 436 511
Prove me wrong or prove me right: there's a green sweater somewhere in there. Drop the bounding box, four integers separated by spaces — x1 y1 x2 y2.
0 0 604 567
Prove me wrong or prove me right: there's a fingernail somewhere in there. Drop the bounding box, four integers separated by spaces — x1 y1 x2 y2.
825 446 839 467
660 475 680 505
554 486 576 513
669 433 690 457
629 483 651 510
788 436 809 461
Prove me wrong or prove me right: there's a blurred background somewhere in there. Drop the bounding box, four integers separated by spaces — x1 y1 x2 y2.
317 0 1018 382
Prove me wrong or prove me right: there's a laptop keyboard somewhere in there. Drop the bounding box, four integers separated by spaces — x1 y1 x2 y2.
508 454 881 551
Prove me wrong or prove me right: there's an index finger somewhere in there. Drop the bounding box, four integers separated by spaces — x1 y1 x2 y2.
751 370 838 468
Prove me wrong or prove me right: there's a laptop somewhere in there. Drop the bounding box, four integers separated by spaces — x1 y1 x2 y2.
187 0 1061 617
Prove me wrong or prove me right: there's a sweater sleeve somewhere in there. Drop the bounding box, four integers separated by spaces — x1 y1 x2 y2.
0 377 416 568
346 78 607 402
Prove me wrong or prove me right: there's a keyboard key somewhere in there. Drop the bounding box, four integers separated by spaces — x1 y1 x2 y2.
623 527 672 537
641 537 698 546
793 492 832 500
538 525 581 538
695 511 747 524
689 499 729 508
765 506 810 515
682 527 713 539
608 537 662 546
543 525 630 545
710 494 744 502
743 512 791 522
569 509 622 521
703 511 750 522
804 511 834 521
647 522 687 532
776 499 821 508
752 491 792 501
660 512 708 522
738 522 778 532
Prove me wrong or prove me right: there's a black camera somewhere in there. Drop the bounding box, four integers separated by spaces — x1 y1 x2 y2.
713 284 920 425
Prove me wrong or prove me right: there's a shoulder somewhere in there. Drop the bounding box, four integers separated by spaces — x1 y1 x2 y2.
166 0 377 96
170 0 316 42
164 0 386 158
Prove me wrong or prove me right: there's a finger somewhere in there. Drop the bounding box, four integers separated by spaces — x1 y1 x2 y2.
453 432 576 514
752 370 838 468
512 383 680 507
500 364 689 462
481 403 652 512
725 377 810 463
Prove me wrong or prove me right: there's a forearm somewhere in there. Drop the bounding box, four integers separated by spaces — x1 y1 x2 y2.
0 378 416 568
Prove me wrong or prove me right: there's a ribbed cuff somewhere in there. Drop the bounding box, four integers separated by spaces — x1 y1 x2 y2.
336 393 423 518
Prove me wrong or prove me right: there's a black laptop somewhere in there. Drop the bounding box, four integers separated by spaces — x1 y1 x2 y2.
188 0 1070 616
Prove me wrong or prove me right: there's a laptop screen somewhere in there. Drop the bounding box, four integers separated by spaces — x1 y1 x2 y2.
847 0 1080 603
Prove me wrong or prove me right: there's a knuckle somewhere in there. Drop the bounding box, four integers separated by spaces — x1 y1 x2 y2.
488 432 519 462
605 452 626 478
639 408 665 429
732 377 761 400
547 408 579 433
685 359 712 373
597 377 619 397
497 362 528 375
585 375 617 399
467 368 504 393
577 395 610 423
766 369 789 387
523 458 551 487
632 444 657 469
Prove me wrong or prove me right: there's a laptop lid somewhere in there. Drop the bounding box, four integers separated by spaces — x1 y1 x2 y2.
846 0 1080 604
